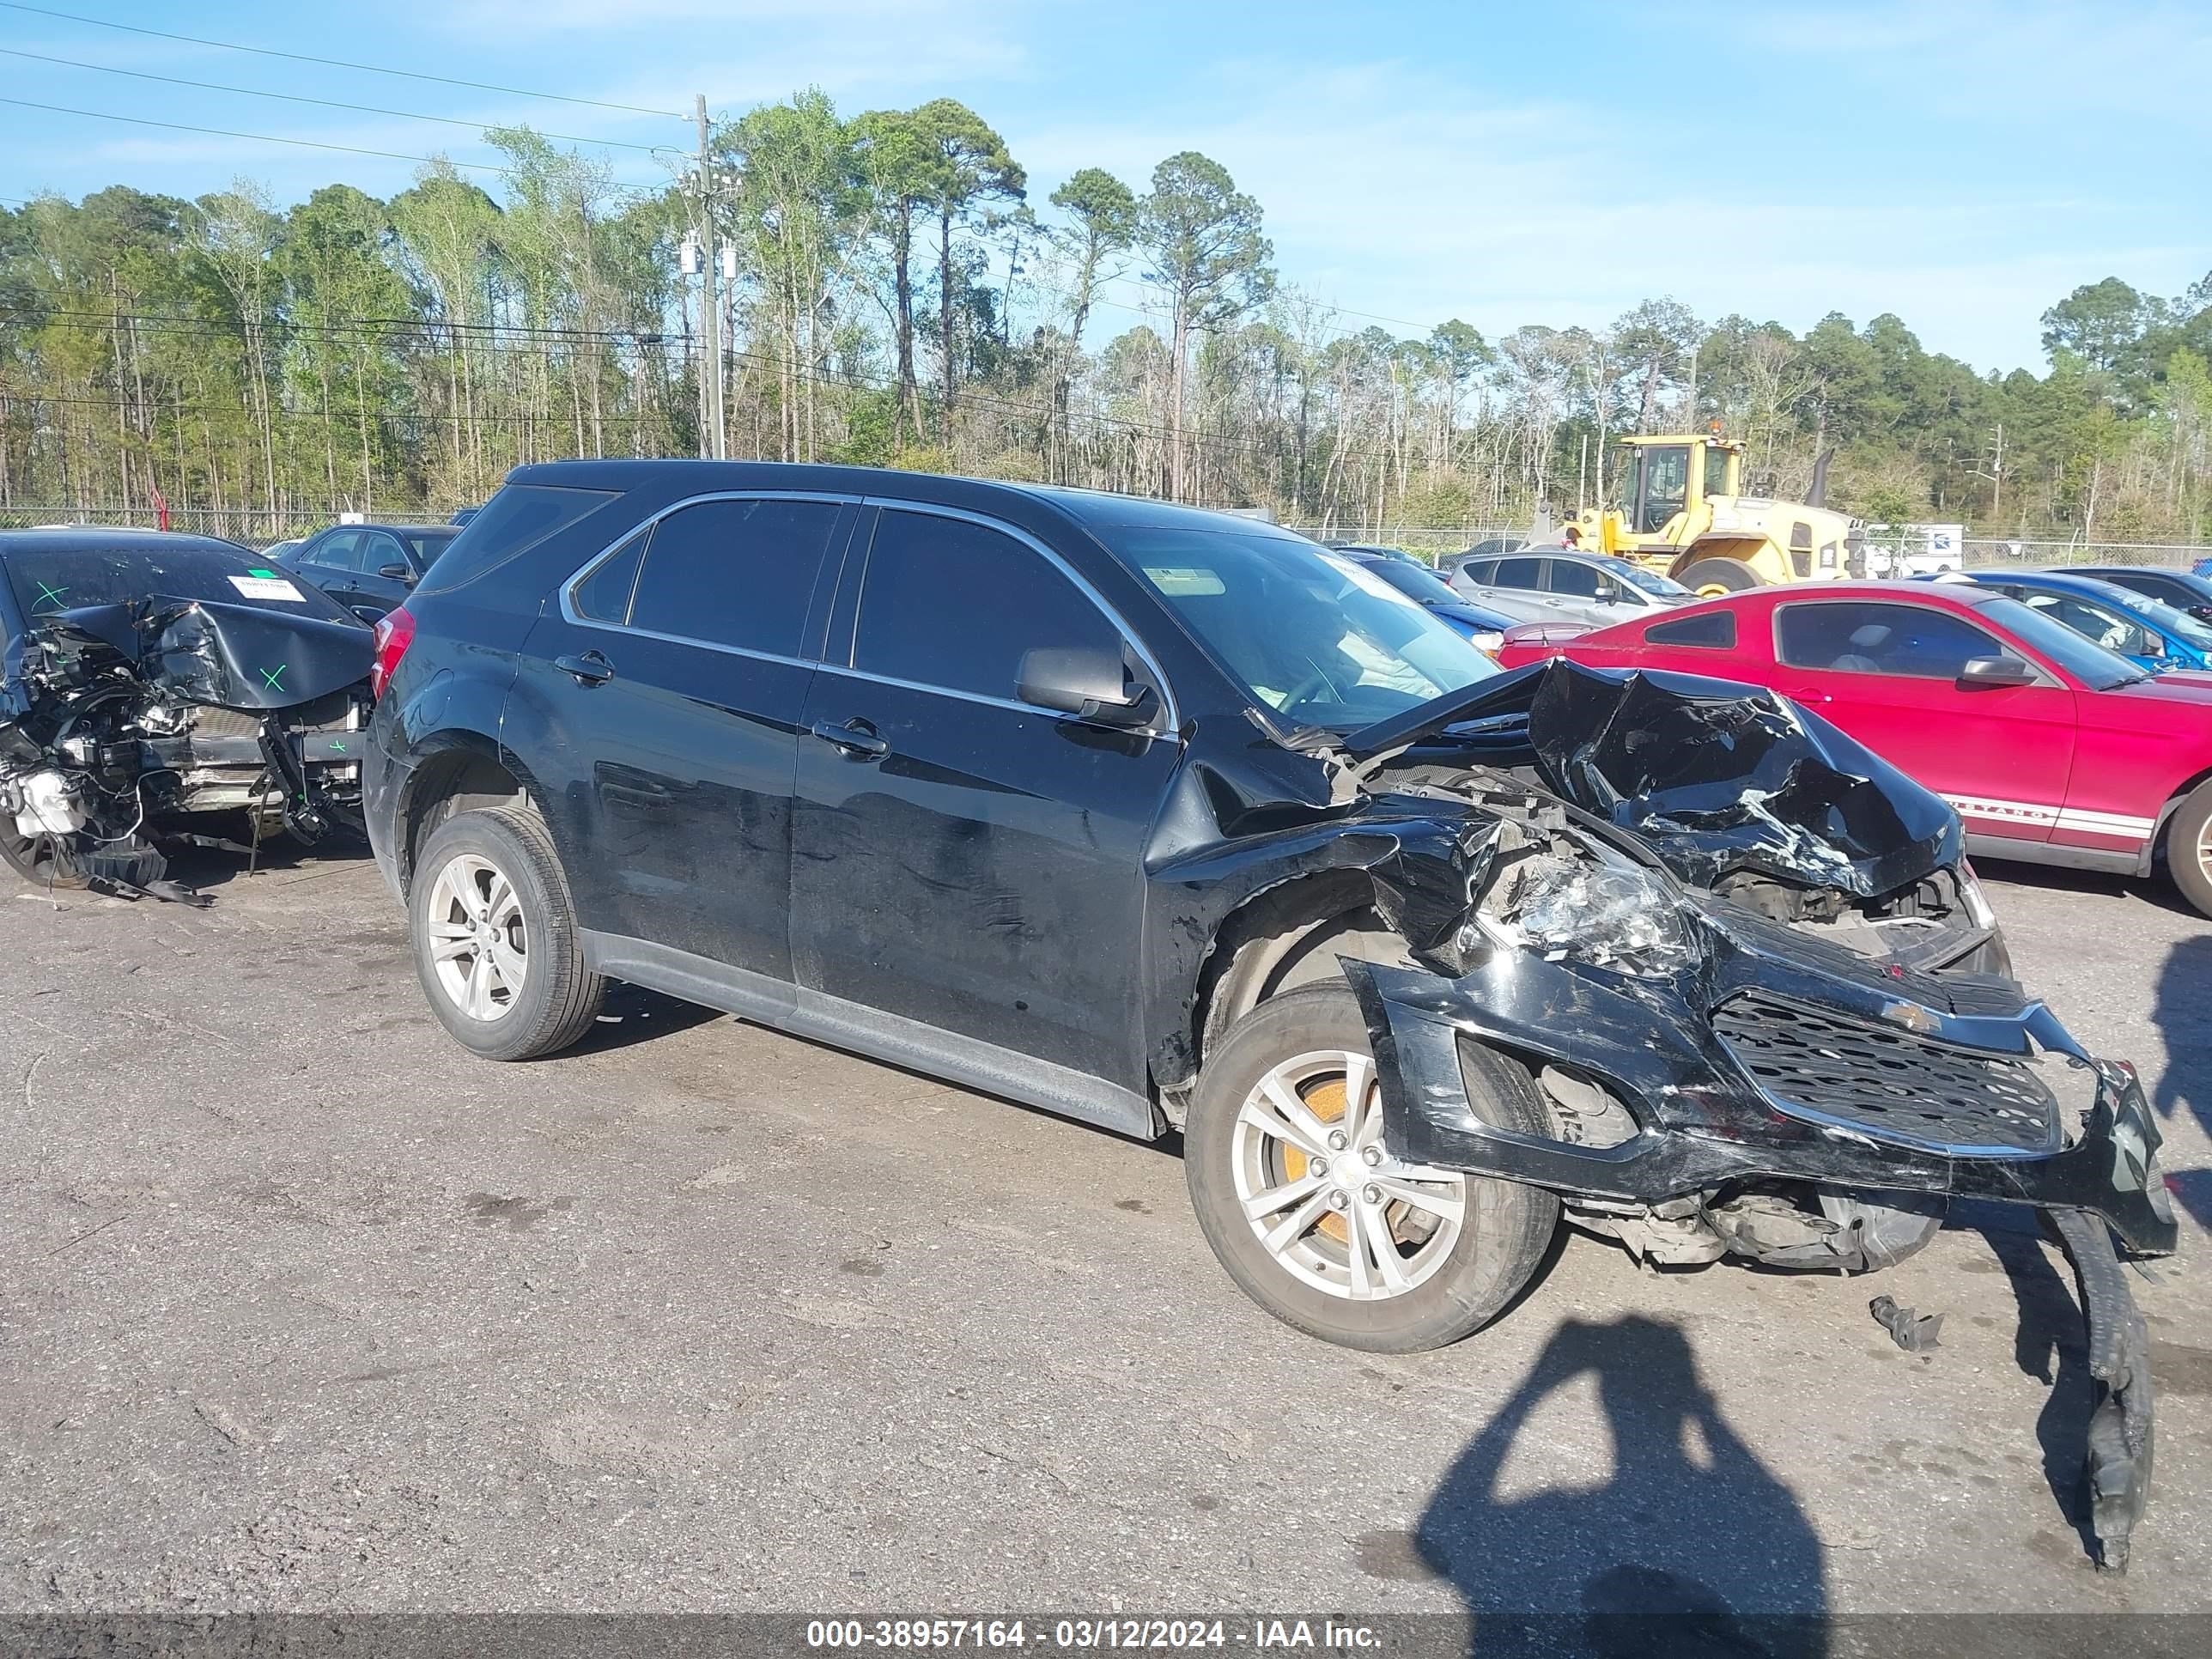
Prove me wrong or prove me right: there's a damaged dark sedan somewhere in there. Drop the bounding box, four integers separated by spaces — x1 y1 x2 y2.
0 529 375 902
361 463 2177 1574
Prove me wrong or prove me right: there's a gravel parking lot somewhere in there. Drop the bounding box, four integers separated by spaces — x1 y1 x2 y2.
2 844 2208 1625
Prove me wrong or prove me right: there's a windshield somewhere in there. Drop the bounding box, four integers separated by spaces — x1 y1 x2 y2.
6 541 361 629
1972 595 2147 690
1108 526 1499 731
2118 589 2212 651
1594 555 1690 597
1360 557 1462 609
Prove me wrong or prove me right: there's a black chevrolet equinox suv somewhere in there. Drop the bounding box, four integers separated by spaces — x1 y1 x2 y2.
365 464 2172 1560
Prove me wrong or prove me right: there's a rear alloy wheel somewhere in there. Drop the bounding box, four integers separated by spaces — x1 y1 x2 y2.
2166 780 2212 919
410 806 605 1060
1186 983 1559 1351
425 854 530 1023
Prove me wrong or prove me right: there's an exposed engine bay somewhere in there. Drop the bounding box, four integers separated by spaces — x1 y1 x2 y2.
1 558 374 904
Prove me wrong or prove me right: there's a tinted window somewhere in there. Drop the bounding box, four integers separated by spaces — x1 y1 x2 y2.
1776 601 2012 679
855 510 1119 701
1361 557 1461 609
628 497 843 657
1492 557 1540 590
1462 560 1497 586
416 483 621 597
398 527 459 568
1546 559 1604 598
572 527 647 624
312 530 366 572
1647 610 1735 648
361 531 410 574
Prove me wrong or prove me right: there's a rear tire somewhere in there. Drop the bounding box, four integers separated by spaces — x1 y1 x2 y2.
1185 983 1559 1352
2165 781 2212 919
409 805 605 1060
1674 558 1761 596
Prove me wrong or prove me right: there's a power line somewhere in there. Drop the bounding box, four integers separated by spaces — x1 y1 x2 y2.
0 95 513 175
0 2 684 120
0 95 672 194
0 47 671 154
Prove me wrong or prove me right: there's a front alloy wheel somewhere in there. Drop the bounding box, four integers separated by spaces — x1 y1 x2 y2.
1186 982 1559 1352
424 852 528 1021
1232 1048 1468 1301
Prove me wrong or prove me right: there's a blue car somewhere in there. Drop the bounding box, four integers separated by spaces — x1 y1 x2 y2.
1962 569 2212 672
2069 563 2212 624
1325 546 1524 653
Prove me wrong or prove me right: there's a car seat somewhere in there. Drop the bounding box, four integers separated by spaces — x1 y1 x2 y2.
1831 623 1891 672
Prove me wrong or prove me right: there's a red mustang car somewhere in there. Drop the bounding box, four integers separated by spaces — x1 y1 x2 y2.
1498 580 2212 915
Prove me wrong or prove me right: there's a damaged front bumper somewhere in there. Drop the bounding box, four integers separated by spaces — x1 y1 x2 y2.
1343 922 2176 1571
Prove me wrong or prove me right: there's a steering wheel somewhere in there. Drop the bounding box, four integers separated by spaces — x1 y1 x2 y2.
1278 666 1340 714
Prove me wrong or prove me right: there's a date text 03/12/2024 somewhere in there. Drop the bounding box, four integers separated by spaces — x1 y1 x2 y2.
804 1620 1385 1650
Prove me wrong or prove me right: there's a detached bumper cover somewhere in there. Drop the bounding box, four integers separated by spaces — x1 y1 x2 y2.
1344 938 2176 1575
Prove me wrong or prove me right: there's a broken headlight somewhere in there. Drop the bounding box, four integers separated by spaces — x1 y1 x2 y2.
1955 859 1997 931
1493 855 1701 978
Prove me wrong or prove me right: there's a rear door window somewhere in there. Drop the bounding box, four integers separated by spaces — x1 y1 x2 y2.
1775 600 2011 678
1492 557 1541 591
626 497 845 659
853 509 1121 702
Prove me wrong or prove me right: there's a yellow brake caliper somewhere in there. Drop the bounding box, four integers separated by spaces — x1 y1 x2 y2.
1285 1076 1352 1244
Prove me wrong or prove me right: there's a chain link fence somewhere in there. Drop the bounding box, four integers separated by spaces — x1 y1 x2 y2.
9 502 2208 575
0 504 452 549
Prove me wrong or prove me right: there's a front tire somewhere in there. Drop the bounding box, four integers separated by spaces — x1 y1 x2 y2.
1185 983 1559 1352
0 827 87 890
409 805 605 1060
2165 781 2212 918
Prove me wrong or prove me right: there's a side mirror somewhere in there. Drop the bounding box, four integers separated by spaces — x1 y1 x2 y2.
377 562 416 585
1957 655 2037 690
1017 646 1158 730
2190 605 2212 625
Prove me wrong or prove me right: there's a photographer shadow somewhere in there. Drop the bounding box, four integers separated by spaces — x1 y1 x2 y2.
1416 1315 1827 1658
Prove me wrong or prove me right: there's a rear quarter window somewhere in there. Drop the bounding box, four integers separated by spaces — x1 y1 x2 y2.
1644 610 1735 648
413 483 623 597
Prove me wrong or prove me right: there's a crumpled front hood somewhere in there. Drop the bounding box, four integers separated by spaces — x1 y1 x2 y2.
1343 659 1961 898
47 597 373 711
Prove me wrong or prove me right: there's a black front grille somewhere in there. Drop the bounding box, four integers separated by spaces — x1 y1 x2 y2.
1713 989 2061 1155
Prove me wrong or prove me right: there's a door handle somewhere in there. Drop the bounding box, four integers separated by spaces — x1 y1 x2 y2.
555 651 615 686
811 717 890 760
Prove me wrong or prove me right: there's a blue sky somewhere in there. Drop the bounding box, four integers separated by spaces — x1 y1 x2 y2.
2 0 2206 372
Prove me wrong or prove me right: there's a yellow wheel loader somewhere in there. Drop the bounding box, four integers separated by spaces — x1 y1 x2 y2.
1567 433 1866 597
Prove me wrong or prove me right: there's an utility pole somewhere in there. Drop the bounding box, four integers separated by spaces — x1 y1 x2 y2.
694 94 726 461
1967 421 2005 519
